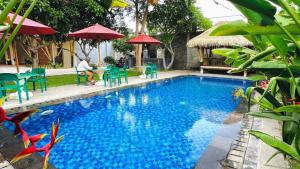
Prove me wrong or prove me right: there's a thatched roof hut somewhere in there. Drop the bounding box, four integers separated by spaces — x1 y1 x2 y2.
186 22 252 67
187 23 252 48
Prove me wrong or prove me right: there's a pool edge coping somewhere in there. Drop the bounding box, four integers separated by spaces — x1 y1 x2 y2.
4 73 249 114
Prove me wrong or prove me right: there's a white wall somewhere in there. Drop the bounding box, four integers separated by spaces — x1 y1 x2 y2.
75 41 114 65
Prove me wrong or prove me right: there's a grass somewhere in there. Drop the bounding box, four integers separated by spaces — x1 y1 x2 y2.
27 69 141 90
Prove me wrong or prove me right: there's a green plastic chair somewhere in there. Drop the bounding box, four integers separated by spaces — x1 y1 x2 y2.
28 68 47 92
146 63 158 79
0 73 29 104
118 65 128 84
75 66 88 85
104 66 120 87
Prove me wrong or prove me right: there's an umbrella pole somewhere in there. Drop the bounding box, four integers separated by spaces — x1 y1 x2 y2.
14 41 20 73
98 42 101 66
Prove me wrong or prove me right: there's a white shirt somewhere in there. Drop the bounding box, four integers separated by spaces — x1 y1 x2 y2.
77 60 92 71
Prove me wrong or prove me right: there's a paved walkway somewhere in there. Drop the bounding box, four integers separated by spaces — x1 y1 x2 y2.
0 65 75 76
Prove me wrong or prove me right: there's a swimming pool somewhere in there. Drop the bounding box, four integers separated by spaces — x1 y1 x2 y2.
5 76 251 169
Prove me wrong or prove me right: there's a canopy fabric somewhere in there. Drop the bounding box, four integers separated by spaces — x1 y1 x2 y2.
68 24 124 40
126 34 161 45
187 22 252 48
8 13 56 35
112 0 129 8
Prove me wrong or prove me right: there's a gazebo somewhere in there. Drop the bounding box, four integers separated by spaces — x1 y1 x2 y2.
187 22 252 77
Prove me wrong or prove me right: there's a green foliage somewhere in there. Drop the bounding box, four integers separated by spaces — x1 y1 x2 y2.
249 130 300 161
148 0 212 69
211 0 300 166
0 0 38 59
113 36 134 56
148 0 212 35
104 56 116 65
19 0 119 42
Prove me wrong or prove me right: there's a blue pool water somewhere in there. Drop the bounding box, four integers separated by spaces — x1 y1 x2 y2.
5 76 251 169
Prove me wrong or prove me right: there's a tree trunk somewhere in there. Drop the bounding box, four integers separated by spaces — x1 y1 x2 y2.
32 51 39 68
136 1 149 72
165 46 175 70
134 1 140 71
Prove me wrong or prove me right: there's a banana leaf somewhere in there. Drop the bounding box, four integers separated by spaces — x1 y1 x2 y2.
267 35 288 56
0 0 19 23
229 47 277 73
249 130 300 161
283 112 300 144
255 87 282 108
247 74 267 81
296 130 300 157
248 112 299 123
228 0 277 25
210 21 300 36
274 105 300 113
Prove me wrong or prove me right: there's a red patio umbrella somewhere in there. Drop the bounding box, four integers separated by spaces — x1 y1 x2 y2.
126 34 161 71
68 24 124 65
126 34 161 45
68 24 124 40
6 13 56 72
8 13 56 35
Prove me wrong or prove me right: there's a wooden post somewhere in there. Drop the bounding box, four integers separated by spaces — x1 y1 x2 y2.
136 44 142 72
197 47 204 73
98 42 101 66
243 71 247 78
13 41 20 73
9 43 15 66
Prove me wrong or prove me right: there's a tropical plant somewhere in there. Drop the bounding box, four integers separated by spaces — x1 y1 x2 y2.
210 0 300 167
0 107 63 169
0 0 38 59
16 0 128 64
104 56 117 65
113 35 134 56
0 2 63 168
148 0 212 70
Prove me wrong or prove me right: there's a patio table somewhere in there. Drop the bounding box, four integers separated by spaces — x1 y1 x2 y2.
92 67 110 80
9 72 39 100
136 65 151 79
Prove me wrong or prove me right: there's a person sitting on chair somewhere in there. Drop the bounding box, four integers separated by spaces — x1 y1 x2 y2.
77 58 95 85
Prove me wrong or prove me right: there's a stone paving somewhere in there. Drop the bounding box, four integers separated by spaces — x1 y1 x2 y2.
223 104 288 169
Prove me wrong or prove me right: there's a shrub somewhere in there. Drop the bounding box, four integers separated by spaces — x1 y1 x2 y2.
104 56 116 65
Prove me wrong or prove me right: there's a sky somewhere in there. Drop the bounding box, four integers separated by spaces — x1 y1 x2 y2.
196 0 245 23
125 0 245 30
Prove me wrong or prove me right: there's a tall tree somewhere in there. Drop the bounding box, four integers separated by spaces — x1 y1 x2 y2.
148 0 212 69
17 0 124 66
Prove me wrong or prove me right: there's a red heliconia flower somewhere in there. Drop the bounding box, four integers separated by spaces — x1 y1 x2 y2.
10 110 37 124
0 107 63 169
11 120 64 169
10 145 37 164
30 134 47 144
0 107 10 123
259 80 268 89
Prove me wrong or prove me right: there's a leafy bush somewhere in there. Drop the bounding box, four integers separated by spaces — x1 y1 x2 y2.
112 36 134 56
211 0 300 167
104 56 116 65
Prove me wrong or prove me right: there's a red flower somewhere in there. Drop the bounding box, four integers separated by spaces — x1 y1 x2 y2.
0 107 63 169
